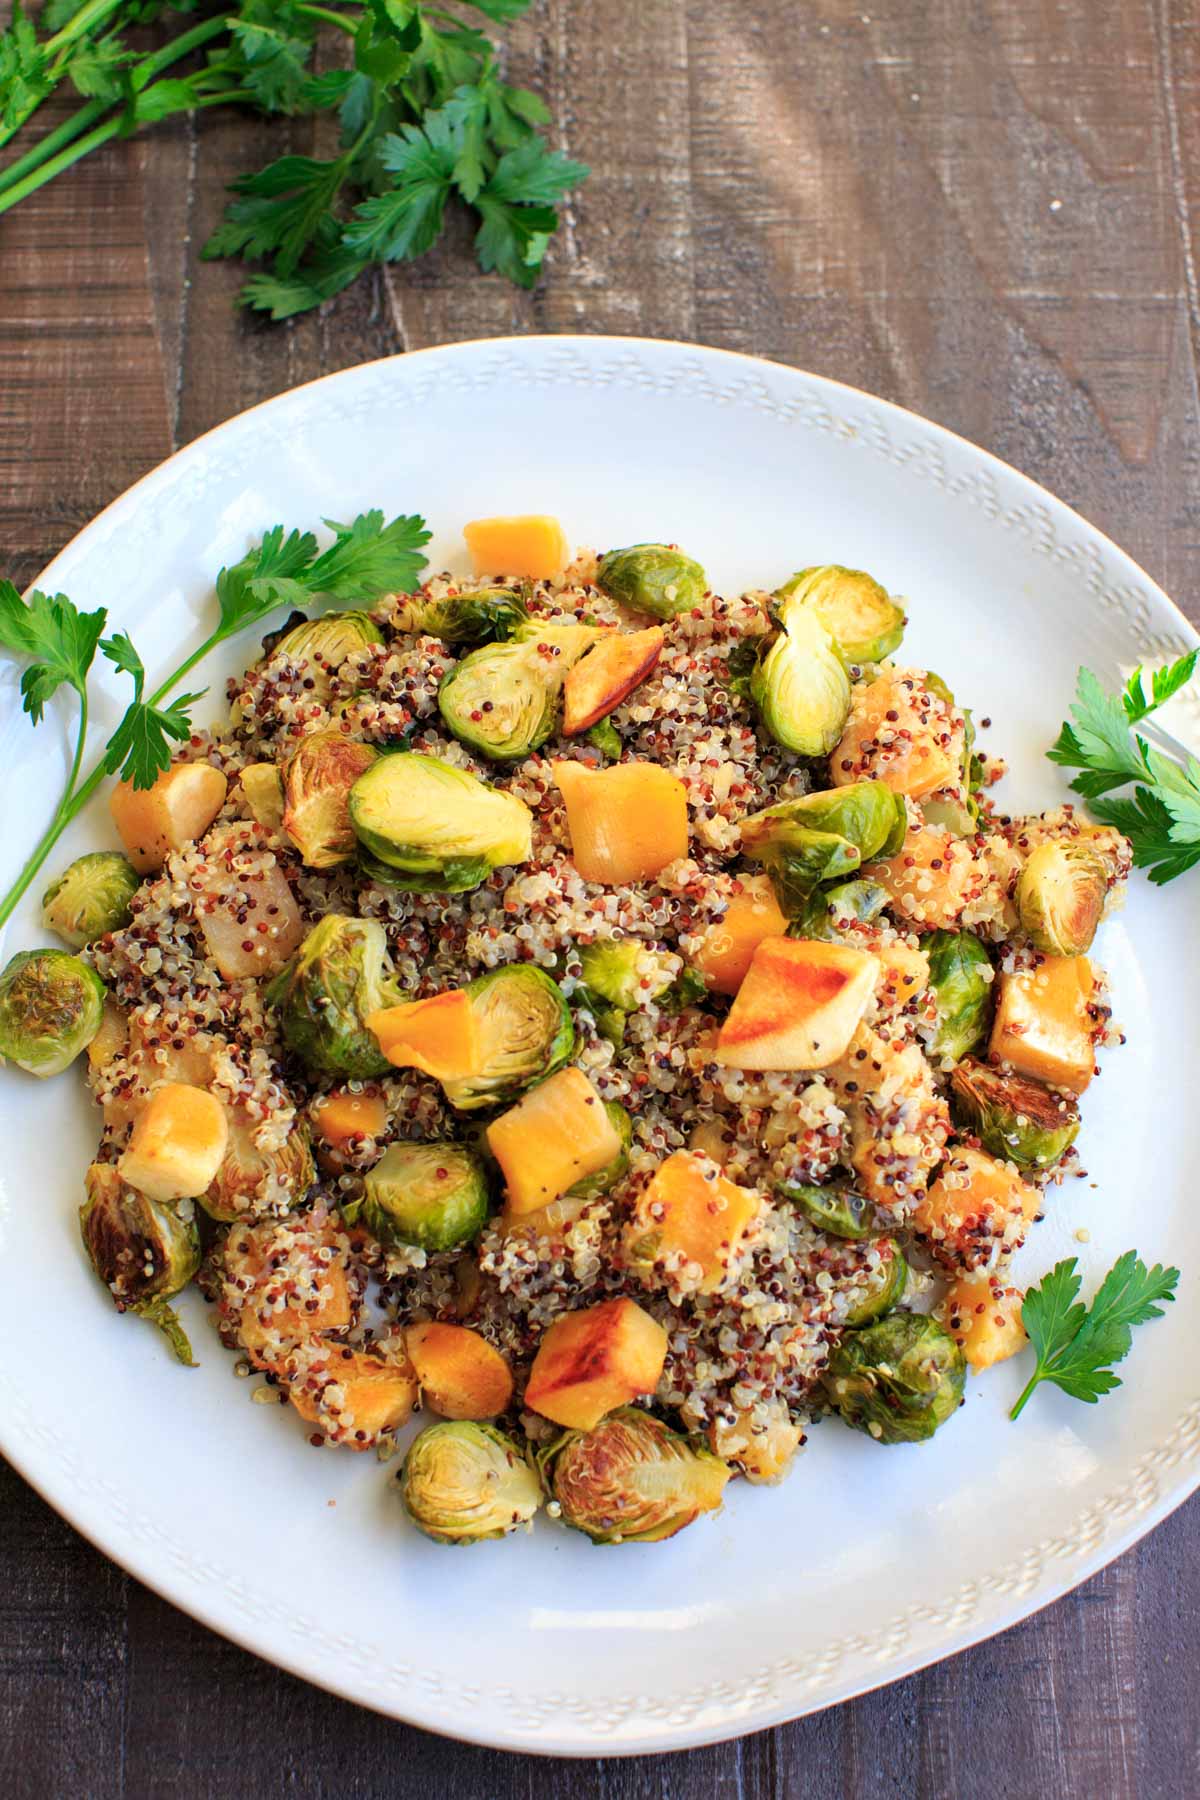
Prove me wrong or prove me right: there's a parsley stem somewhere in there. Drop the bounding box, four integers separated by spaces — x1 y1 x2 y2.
0 117 125 217
1008 1374 1039 1421
0 101 109 198
295 4 361 33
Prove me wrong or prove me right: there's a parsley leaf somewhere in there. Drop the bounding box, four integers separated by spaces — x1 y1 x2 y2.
308 510 431 598
0 581 107 720
214 525 320 634
343 113 457 259
1011 1252 1180 1419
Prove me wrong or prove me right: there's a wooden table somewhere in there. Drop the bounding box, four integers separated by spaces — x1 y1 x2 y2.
2 2 1198 1793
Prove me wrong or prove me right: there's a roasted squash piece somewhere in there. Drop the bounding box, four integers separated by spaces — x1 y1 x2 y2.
990 955 1098 1095
194 844 305 981
312 1088 388 1156
715 937 879 1070
405 1320 514 1419
118 1081 228 1202
238 762 285 832
487 1066 622 1215
693 875 789 995
913 1145 1041 1271
625 1150 760 1293
867 826 977 931
553 759 689 884
832 671 961 798
943 1272 1028 1371
365 989 481 1080
110 762 228 873
289 1346 418 1442
464 513 569 581
524 1296 667 1430
561 627 664 735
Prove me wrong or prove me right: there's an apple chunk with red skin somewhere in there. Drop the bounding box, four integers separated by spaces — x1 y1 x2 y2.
562 627 665 735
524 1297 668 1430
715 937 879 1071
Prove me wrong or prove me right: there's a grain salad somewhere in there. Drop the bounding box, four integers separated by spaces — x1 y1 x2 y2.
8 521 1132 1547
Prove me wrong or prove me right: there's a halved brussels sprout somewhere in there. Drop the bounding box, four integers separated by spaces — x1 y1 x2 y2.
359 1141 491 1251
348 753 532 890
1016 841 1107 957
950 1058 1080 1169
750 601 852 756
596 544 707 619
200 1117 316 1222
577 939 676 1013
824 1312 965 1444
401 1420 541 1544
925 930 993 1063
538 1407 730 1543
842 1235 908 1326
41 851 138 948
791 878 890 941
281 730 380 868
780 1180 872 1239
565 1101 632 1201
585 720 623 761
750 831 862 913
389 586 528 645
437 625 597 762
775 565 906 666
743 782 905 867
0 948 106 1077
441 966 575 1111
80 1162 200 1364
271 611 385 699
266 915 398 1079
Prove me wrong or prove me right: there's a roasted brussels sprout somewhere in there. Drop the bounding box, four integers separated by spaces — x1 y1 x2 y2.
538 1407 730 1543
281 730 379 868
437 624 597 762
80 1162 200 1363
741 782 904 908
1016 840 1107 957
780 1180 872 1239
265 915 398 1079
577 939 676 1013
348 753 532 890
925 929 993 1063
389 586 528 645
750 600 852 756
270 610 385 699
0 948 106 1077
359 1141 491 1250
401 1420 542 1544
596 543 707 620
842 1235 908 1326
792 878 890 940
565 1100 632 1201
585 719 623 761
441 965 576 1110
950 1058 1080 1169
775 564 906 666
200 1117 316 1222
41 851 138 948
921 789 979 839
824 1312 965 1444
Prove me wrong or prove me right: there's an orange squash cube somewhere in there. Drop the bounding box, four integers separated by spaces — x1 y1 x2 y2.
832 671 960 798
561 627 664 735
110 761 228 873
365 989 480 1080
990 956 1098 1095
553 759 689 884
914 1145 1041 1271
626 1150 761 1293
715 937 879 1071
866 827 976 931
524 1296 667 1430
464 513 569 581
487 1066 623 1215
118 1081 228 1202
289 1347 418 1443
311 1089 388 1166
693 875 789 995
944 1272 1028 1371
405 1320 514 1418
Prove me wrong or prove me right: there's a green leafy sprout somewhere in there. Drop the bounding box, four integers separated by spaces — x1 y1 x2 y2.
1010 1251 1180 1421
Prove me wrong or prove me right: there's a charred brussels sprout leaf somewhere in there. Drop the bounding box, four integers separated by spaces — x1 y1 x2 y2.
266 914 399 1079
781 1180 873 1240
842 1236 908 1327
950 1058 1081 1169
791 878 890 941
401 1420 541 1544
281 730 380 868
658 966 710 1012
565 1101 632 1201
41 851 138 948
824 1312 965 1444
441 966 575 1111
349 753 532 890
437 624 597 762
538 1407 730 1543
80 1163 200 1364
361 1142 491 1251
597 544 707 620
925 930 993 1063
389 587 529 645
0 948 105 1077
750 601 852 756
270 611 385 699
1016 840 1107 957
775 565 906 666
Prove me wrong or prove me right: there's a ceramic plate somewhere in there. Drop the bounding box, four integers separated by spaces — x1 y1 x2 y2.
1 338 1197 1755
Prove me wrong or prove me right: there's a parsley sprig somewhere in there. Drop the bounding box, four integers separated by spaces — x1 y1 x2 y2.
1010 1252 1180 1421
0 507 429 928
1048 650 1200 883
0 0 587 315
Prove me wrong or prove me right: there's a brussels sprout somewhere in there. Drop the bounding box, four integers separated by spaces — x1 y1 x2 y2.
824 1312 965 1444
925 930 993 1063
359 1141 490 1251
441 966 576 1110
199 1118 316 1222
270 610 385 699
950 1058 1080 1169
751 832 861 913
348 753 532 890
658 966 710 1012
1016 840 1107 957
750 601 852 756
775 565 906 666
842 1235 908 1326
0 948 106 1077
791 878 890 941
41 851 138 948
538 1407 730 1543
265 915 398 1079
281 730 380 868
437 634 579 762
596 543 707 620
80 1162 200 1363
921 791 978 838
585 720 623 761
565 1101 632 1201
743 782 904 867
356 844 492 894
780 1180 872 1239
577 940 675 1013
401 1420 541 1544
389 586 529 645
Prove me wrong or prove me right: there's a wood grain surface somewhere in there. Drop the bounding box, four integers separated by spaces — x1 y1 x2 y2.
2 2 1199 1794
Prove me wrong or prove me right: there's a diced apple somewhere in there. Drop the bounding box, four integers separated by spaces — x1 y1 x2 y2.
237 762 285 832
693 875 789 995
944 1272 1028 1371
463 513 569 581
365 989 480 1080
561 627 665 734
192 835 305 980
553 759 689 883
874 941 931 1012
990 956 1098 1095
709 1401 803 1483
118 1080 228 1202
405 1320 514 1419
289 1347 418 1443
626 1150 760 1293
487 1066 623 1215
913 1145 1041 1271
524 1296 667 1430
715 937 879 1070
110 761 228 873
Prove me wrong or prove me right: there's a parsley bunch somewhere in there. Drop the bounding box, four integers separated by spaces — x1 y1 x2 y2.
0 0 587 315
1010 1252 1179 1421
0 507 429 927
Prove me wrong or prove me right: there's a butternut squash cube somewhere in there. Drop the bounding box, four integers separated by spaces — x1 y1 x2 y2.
693 875 789 995
913 1145 1041 1271
524 1296 667 1430
312 1088 388 1153
561 627 664 734
990 956 1098 1095
109 761 228 873
464 513 569 581
290 1347 418 1443
867 827 976 931
405 1320 514 1419
553 759 689 884
230 1218 353 1362
365 989 480 1081
832 671 961 798
118 1080 229 1202
487 1066 623 1215
626 1150 761 1293
944 1272 1028 1371
715 937 879 1071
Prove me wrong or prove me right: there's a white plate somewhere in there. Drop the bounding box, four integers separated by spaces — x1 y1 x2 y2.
1 337 1197 1755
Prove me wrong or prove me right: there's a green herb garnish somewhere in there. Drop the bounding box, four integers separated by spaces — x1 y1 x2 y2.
1010 1251 1180 1421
